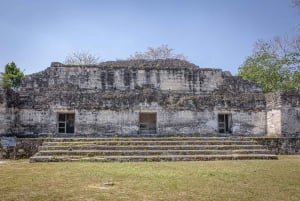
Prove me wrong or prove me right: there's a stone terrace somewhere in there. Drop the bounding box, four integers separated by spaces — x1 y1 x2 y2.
30 137 278 162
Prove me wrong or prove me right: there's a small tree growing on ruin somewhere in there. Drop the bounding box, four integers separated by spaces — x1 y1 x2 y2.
1 62 24 88
128 44 187 60
64 51 100 65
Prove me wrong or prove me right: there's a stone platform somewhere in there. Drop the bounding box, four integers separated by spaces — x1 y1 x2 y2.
30 137 278 162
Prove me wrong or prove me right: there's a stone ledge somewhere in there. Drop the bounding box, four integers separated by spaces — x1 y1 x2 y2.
1 137 299 159
252 137 300 154
0 138 44 159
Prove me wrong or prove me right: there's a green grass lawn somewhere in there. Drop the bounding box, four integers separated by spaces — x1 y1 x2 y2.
0 156 300 201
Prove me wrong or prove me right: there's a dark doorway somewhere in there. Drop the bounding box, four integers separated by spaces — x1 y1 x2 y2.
218 114 232 133
139 112 157 134
58 113 75 134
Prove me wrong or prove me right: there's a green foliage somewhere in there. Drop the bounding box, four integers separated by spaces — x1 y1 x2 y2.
1 62 24 88
238 38 300 93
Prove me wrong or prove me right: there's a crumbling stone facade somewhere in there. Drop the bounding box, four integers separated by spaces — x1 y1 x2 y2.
0 88 18 135
266 90 300 136
0 59 299 137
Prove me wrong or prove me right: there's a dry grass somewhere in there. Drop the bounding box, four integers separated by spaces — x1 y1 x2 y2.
0 156 300 201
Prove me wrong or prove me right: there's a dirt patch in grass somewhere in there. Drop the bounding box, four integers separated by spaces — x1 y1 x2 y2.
87 184 114 190
0 161 7 165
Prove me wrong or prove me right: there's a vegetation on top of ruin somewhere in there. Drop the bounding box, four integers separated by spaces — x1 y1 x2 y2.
91 59 197 69
63 45 187 66
64 50 101 65
59 58 199 69
128 44 187 61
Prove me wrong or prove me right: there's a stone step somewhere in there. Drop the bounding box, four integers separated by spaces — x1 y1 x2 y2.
36 149 272 156
43 137 256 142
39 144 264 151
30 137 277 162
42 140 257 146
30 154 278 162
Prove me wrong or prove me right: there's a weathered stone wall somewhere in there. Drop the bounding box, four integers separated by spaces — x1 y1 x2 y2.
0 137 44 159
17 108 57 135
281 108 300 136
15 91 266 136
266 90 300 136
75 110 139 135
266 109 281 135
266 92 282 135
75 109 265 136
15 105 267 136
280 91 300 136
0 88 18 136
253 137 300 154
159 110 266 136
20 60 262 94
3 60 268 136
232 111 266 135
0 88 7 135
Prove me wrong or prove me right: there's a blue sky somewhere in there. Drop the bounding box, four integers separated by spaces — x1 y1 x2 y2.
1 0 299 75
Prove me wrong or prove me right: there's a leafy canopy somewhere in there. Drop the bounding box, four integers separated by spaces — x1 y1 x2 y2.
238 37 300 93
1 62 24 88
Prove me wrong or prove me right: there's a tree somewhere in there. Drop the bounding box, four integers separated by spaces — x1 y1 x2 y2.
238 37 300 93
293 0 300 8
128 44 187 60
64 51 100 65
1 62 24 88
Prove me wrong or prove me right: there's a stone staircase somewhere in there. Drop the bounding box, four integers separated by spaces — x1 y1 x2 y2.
30 137 278 162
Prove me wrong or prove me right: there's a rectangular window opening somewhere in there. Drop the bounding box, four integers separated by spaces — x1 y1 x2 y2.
218 114 232 134
58 113 75 134
139 112 157 134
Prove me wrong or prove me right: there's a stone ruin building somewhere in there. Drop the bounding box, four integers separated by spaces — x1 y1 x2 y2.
0 59 300 137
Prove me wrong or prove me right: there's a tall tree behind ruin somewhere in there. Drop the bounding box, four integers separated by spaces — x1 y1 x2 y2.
128 44 186 60
64 51 100 65
238 0 300 93
238 36 300 93
1 62 24 88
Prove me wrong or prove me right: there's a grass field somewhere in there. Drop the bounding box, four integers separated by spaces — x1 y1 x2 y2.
0 156 300 201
